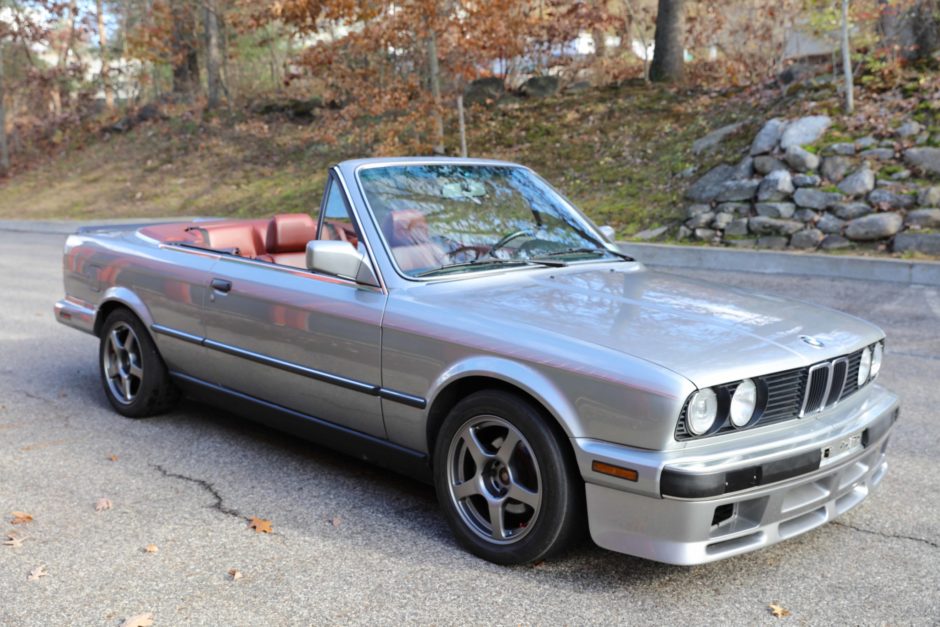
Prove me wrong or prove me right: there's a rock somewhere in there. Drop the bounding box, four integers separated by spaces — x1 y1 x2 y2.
712 212 735 230
716 202 750 216
519 75 559 98
915 131 930 145
779 115 831 150
464 77 506 106
749 216 804 235
790 228 825 249
824 143 857 156
879 139 897 148
724 218 749 236
817 212 846 234
896 121 924 138
678 225 693 239
715 179 760 202
753 156 788 175
868 188 916 210
678 166 698 178
693 121 746 154
756 170 794 202
750 118 787 155
856 136 877 148
755 202 796 219
860 148 895 161
821 234 852 250
563 80 591 93
792 173 821 188
794 188 843 210
726 238 757 248
893 232 940 255
837 167 875 196
694 228 717 240
784 146 820 172
795 208 819 222
904 147 940 175
844 213 904 241
633 225 670 240
918 186 940 206
905 208 940 229
756 236 789 249
876 179 902 188
686 211 715 228
830 201 873 220
890 169 912 180
685 164 736 202
731 156 754 180
686 204 712 218
820 156 852 182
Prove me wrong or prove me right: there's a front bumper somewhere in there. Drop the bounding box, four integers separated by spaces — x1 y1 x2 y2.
574 385 899 565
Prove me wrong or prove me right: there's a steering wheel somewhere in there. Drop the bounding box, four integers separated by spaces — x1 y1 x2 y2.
443 245 489 263
485 229 533 259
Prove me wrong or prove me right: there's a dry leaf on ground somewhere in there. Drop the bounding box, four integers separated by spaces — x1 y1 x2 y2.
27 565 47 581
95 498 113 512
108 454 119 462
329 516 342 527
3 534 25 548
10 511 33 525
769 603 791 618
144 544 158 554
120 613 154 627
248 517 272 533
228 568 243 581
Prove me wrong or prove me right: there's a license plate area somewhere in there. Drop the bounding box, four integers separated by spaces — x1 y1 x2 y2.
821 431 863 466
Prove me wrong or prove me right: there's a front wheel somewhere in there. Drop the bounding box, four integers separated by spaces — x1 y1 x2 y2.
433 390 584 565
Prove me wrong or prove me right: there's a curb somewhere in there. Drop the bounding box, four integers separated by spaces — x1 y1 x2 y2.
618 241 940 287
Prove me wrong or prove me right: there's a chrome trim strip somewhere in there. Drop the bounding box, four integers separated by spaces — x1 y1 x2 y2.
150 324 426 408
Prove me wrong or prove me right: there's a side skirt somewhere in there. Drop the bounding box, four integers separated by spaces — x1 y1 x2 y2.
170 371 432 484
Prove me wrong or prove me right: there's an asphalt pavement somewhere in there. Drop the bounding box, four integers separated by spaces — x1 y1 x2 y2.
1 228 938 625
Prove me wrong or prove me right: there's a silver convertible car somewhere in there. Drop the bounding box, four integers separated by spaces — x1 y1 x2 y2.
56 158 899 565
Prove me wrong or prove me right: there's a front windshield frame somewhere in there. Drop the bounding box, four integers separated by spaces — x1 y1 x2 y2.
353 161 620 282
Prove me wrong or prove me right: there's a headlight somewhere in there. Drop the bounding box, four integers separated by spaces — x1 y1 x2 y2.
687 388 719 435
870 343 883 379
729 379 757 428
858 347 872 387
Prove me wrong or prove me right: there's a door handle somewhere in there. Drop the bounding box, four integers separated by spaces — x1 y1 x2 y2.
210 278 232 293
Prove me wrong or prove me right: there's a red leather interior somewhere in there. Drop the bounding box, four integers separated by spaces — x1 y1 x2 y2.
203 223 267 258
381 209 444 272
266 214 317 253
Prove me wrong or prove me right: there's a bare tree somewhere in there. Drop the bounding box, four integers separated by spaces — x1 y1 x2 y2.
95 0 114 110
204 0 223 109
171 1 199 100
841 0 854 113
427 27 445 154
649 0 685 83
0 37 9 177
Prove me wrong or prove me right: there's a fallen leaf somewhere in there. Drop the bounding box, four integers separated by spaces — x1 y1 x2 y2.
120 613 154 627
27 565 47 581
95 498 113 512
769 603 791 618
248 516 272 533
10 511 33 525
3 535 25 548
144 544 158 554
108 454 119 462
329 516 342 527
228 568 243 581
531 560 545 568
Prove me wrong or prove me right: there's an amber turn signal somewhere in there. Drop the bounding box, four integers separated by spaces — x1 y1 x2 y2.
592 460 638 482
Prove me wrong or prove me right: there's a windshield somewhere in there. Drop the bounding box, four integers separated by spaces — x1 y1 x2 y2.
357 164 618 278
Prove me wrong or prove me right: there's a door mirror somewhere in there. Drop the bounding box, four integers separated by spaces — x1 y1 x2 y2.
599 225 616 241
305 240 380 287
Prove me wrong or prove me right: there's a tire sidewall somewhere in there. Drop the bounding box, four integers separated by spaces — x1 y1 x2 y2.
98 309 170 418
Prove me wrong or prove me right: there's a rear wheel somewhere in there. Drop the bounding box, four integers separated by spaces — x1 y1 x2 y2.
433 390 583 565
98 308 179 418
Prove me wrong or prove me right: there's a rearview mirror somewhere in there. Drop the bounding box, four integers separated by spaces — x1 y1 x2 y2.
305 240 380 287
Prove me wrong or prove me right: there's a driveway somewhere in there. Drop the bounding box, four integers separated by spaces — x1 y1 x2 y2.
1 228 938 625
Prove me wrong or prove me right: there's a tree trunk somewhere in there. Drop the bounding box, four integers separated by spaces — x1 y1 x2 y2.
427 28 445 155
842 0 854 114
95 0 114 110
0 42 10 177
649 0 685 83
171 1 200 100
204 0 223 109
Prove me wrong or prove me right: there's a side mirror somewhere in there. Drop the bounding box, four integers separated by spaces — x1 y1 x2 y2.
599 225 616 241
305 240 380 287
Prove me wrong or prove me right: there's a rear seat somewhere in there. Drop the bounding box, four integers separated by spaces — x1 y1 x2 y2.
196 214 320 269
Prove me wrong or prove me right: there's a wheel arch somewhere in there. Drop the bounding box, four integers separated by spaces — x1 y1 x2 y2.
93 287 156 337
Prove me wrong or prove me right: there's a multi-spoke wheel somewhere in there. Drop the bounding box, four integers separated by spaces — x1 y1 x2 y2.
434 390 584 564
98 308 179 418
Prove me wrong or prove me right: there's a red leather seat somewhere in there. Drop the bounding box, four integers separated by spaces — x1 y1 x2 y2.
203 223 266 258
381 210 444 272
265 214 317 268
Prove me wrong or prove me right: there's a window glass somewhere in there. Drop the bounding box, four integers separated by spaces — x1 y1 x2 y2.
318 180 360 249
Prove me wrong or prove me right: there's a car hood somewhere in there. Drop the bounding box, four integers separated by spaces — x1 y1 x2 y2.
413 263 884 387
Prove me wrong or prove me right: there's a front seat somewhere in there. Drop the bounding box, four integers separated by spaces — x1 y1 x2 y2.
381 209 445 273
265 214 318 268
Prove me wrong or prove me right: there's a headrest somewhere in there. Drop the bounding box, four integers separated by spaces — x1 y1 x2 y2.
266 214 317 253
205 224 264 258
383 210 430 247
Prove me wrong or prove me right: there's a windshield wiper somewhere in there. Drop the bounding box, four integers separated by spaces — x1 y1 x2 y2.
531 247 634 261
414 258 565 278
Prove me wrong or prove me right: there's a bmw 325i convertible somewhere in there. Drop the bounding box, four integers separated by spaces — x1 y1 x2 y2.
56 157 899 565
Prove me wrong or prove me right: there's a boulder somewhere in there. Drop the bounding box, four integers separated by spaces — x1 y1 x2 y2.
794 188 843 210
905 208 940 229
756 170 794 202
753 156 787 175
694 228 717 240
756 236 789 250
824 143 857 156
790 228 825 249
890 169 912 180
868 188 916 210
749 216 804 235
685 164 736 202
792 173 822 188
794 208 819 222
464 77 506 106
715 179 760 202
893 233 940 255
750 118 787 155
844 212 904 241
716 202 750 216
837 167 875 196
855 136 877 149
632 225 670 240
830 201 873 220
678 225 693 239
896 121 924 138
712 212 735 230
918 186 940 207
779 115 831 150
693 121 746 154
820 156 852 182
686 204 712 218
860 148 895 161
817 212 846 234
686 211 715 228
821 234 852 250
784 146 820 172
519 75 559 98
755 202 796 219
724 218 750 236
904 147 940 175
731 156 754 180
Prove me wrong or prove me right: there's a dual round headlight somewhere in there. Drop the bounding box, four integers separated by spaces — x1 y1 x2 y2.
858 342 884 387
686 379 758 435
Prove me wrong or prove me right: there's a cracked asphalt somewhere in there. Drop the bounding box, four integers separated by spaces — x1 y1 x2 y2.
1 228 938 625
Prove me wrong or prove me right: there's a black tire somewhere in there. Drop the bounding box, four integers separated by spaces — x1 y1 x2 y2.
433 389 584 565
98 308 180 418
